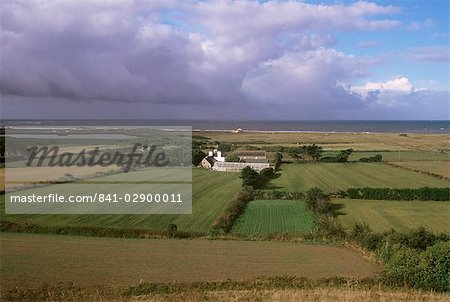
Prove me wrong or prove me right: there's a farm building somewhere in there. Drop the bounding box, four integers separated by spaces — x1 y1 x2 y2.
200 156 216 169
212 162 270 172
207 149 225 162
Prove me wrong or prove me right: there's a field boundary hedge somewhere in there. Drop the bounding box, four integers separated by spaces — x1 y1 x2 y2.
0 220 205 239
385 162 450 181
349 224 450 292
253 190 304 200
346 187 450 201
211 186 254 233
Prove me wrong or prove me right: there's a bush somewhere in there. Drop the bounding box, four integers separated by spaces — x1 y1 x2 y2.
253 190 304 200
240 166 261 188
382 242 450 292
416 242 450 292
350 224 450 292
273 152 283 170
349 223 382 251
346 187 450 201
315 215 345 238
385 226 448 251
358 154 383 162
167 223 177 237
217 143 234 153
260 167 274 180
305 187 332 214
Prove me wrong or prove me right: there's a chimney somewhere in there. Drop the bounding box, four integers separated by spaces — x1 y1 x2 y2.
217 151 222 158
208 151 213 156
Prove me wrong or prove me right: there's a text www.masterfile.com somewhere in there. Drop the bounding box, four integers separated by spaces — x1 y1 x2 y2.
8 193 185 203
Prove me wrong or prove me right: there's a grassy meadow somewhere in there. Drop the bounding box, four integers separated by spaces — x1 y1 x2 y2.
266 163 449 193
232 200 315 236
1 168 240 233
333 199 450 233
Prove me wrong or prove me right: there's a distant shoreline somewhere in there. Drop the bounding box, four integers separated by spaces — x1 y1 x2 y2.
2 120 449 134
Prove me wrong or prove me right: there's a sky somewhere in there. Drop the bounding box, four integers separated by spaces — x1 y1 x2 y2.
1 0 449 120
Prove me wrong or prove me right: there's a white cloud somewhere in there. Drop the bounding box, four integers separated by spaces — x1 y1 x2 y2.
350 77 416 106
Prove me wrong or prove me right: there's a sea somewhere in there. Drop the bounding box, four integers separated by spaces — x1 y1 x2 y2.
2 120 449 134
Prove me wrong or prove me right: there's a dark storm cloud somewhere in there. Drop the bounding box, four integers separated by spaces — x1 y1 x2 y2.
0 0 220 105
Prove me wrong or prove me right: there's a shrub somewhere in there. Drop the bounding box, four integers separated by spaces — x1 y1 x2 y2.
253 190 304 200
273 152 283 170
315 215 345 238
349 223 382 251
240 166 261 188
350 224 450 292
381 242 450 292
315 195 332 214
358 154 383 162
167 223 177 237
260 167 274 180
346 187 450 201
416 242 450 292
305 187 332 214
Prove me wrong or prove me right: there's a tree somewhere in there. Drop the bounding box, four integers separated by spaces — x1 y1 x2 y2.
372 154 382 162
260 167 274 180
167 223 177 237
306 187 322 212
335 148 353 163
240 166 261 188
303 144 323 162
192 149 206 166
273 152 283 170
289 151 303 163
305 187 331 214
218 143 234 153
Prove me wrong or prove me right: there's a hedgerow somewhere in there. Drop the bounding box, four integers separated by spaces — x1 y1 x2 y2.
346 187 450 201
349 224 450 292
211 186 254 233
0 220 204 239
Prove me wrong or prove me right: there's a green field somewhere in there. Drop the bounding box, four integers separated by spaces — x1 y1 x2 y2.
1 168 240 233
267 163 449 193
333 199 450 233
232 200 315 236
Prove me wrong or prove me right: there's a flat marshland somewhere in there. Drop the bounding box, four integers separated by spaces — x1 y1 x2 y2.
201 131 450 151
